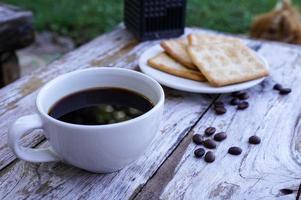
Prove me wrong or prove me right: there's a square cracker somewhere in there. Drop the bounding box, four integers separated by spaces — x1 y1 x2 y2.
188 33 241 46
160 38 197 70
188 42 269 86
148 52 206 82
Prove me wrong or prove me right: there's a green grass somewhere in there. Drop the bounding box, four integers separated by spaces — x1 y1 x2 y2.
3 0 301 44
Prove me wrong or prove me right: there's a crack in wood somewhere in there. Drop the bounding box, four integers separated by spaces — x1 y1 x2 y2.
297 183 301 200
0 136 46 174
132 96 219 200
128 184 144 200
292 113 301 165
133 130 192 200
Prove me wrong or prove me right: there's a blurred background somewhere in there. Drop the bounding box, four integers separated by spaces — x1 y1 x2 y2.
4 0 301 45
1 0 301 81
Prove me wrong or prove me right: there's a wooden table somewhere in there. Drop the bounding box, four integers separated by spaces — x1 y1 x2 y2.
0 25 301 200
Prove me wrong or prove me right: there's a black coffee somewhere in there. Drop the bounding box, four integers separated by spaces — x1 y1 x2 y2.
48 88 153 125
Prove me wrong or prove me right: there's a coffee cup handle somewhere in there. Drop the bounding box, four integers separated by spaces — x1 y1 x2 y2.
8 114 60 162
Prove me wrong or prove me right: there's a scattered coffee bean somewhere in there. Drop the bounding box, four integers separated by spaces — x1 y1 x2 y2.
237 92 249 100
279 188 294 195
205 127 216 136
231 91 243 97
273 83 283 91
230 98 240 106
204 151 215 163
214 132 227 142
194 148 205 158
279 88 291 95
237 101 249 110
192 134 203 145
249 135 261 145
228 147 242 155
214 101 224 107
203 139 217 149
214 106 227 115
232 91 247 98
297 184 301 200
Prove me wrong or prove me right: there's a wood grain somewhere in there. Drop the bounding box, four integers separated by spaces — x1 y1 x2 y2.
141 43 301 200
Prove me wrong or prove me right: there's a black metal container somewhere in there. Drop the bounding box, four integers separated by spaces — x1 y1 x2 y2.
124 0 186 41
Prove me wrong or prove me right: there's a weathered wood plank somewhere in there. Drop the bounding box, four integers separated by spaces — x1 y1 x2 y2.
137 43 301 199
0 25 137 170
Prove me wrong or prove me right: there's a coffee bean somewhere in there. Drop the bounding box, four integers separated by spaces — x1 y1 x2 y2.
204 151 215 163
205 127 216 136
228 147 242 155
194 148 205 158
214 132 227 142
214 101 224 107
230 98 240 106
192 134 203 145
232 91 249 99
237 101 249 110
279 188 294 195
279 88 291 95
249 135 261 144
214 106 227 115
231 91 242 97
273 83 283 91
237 93 249 100
203 139 217 149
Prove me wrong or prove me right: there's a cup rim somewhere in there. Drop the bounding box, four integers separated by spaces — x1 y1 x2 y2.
36 67 165 129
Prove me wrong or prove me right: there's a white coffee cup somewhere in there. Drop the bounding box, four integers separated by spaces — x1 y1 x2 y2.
8 68 164 173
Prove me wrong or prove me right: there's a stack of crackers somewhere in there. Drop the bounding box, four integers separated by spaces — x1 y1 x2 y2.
148 33 269 87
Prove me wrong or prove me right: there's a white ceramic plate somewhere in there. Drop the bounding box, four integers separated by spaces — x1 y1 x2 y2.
139 44 269 94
